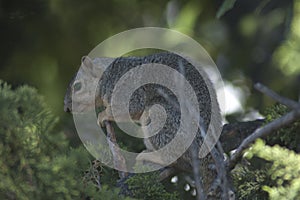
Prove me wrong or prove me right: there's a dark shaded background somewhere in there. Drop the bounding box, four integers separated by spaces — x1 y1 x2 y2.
1 0 299 129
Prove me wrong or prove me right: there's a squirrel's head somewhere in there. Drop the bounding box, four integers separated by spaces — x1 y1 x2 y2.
64 56 114 113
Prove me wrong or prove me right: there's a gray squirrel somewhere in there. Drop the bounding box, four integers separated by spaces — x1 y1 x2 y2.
64 52 224 195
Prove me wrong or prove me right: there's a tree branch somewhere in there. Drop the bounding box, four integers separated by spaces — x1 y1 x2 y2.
220 119 264 153
227 83 300 170
254 83 299 109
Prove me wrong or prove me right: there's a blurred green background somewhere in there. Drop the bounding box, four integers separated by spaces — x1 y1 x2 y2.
1 1 300 199
0 0 299 122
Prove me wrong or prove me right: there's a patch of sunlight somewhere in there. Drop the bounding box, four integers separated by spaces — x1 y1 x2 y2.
242 109 264 121
239 8 284 38
239 14 258 38
292 1 300 38
272 0 300 76
24 124 37 133
217 81 244 115
171 176 178 183
168 1 201 36
184 184 191 191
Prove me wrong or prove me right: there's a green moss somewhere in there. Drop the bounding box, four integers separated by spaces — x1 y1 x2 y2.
263 104 300 151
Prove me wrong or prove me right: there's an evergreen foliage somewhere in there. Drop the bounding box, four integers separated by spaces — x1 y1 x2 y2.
1 73 300 200
126 172 179 200
249 139 300 200
233 164 269 200
233 104 300 200
0 80 125 199
0 0 299 199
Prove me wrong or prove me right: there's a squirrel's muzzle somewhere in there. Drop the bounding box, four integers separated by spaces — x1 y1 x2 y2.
64 95 72 113
64 104 71 113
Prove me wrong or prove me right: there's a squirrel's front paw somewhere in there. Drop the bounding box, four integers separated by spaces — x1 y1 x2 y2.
97 108 114 127
136 150 166 166
97 112 106 127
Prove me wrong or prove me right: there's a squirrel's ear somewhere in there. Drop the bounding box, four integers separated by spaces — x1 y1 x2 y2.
82 56 93 70
81 56 96 77
81 56 86 63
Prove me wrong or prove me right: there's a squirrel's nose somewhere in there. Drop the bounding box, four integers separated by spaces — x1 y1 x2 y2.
64 104 71 113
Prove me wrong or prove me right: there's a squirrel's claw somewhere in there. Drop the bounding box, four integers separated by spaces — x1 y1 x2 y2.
97 107 114 127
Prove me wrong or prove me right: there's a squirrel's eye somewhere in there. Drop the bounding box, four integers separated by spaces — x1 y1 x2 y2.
73 82 82 91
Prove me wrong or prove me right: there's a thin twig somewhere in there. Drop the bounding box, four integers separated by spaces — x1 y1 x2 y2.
254 83 299 109
191 143 206 200
228 87 300 169
160 60 231 198
211 147 230 200
178 60 206 200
